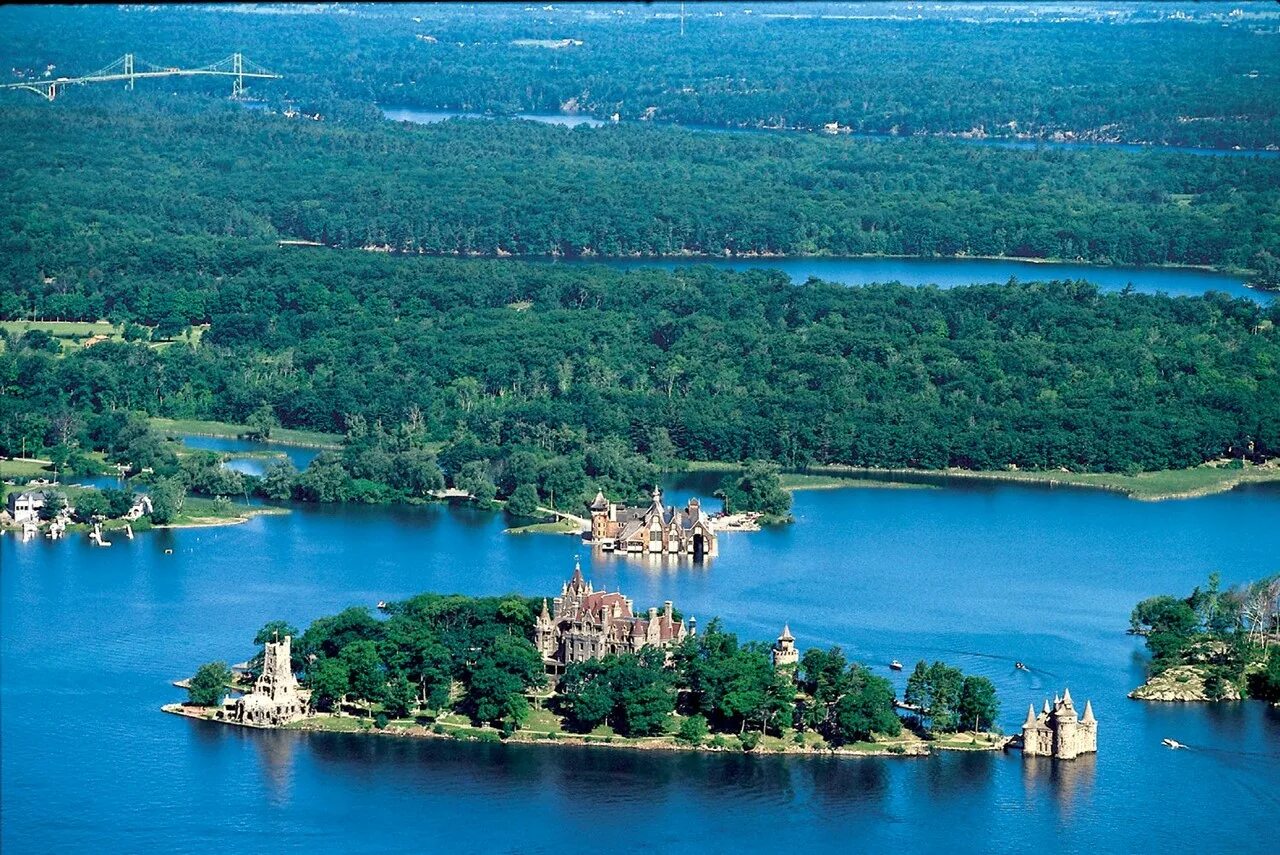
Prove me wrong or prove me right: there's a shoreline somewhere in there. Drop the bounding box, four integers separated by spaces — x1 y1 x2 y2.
161 704 1005 759
683 461 1280 503
281 240 1255 281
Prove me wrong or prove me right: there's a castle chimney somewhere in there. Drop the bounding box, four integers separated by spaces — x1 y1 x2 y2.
648 606 658 621
664 600 673 621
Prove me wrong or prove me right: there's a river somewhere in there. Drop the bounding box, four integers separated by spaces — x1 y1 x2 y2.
3 470 1277 853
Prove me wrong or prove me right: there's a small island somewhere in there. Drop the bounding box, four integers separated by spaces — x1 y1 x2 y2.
166 562 1007 757
1128 573 1280 704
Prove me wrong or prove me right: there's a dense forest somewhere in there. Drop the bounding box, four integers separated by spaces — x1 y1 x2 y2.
5 254 1278 508
4 101 1280 293
1 3 1276 148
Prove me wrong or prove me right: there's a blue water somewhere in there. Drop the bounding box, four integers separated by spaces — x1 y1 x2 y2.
179 435 321 475
380 105 1279 158
553 255 1262 303
3 478 1278 853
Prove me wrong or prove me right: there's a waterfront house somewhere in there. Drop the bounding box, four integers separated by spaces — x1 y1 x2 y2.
6 491 47 524
588 488 717 557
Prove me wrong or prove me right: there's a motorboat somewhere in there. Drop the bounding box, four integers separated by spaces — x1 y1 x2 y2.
376 601 389 611
889 660 903 671
1162 738 1187 750
1015 662 1029 671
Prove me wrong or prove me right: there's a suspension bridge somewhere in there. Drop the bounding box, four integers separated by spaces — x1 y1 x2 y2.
0 53 281 101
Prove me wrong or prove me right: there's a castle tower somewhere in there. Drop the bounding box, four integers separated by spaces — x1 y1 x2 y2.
590 490 610 540
535 598 556 659
257 633 301 700
234 633 306 726
1023 688 1097 760
772 624 799 668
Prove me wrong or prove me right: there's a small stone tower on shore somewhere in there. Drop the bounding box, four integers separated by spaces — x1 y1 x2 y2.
1022 688 1097 760
233 633 307 726
772 624 799 668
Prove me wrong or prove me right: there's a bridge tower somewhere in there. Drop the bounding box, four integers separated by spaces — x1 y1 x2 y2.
124 53 135 90
231 52 244 99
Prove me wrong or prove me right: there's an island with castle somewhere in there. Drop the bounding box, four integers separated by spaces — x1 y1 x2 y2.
164 560 1095 761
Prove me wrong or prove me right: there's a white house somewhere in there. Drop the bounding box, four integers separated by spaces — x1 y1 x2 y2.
7 491 47 524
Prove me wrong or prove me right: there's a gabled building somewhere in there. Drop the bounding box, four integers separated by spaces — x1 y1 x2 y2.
1022 688 1097 760
6 490 48 524
588 487 717 557
535 560 689 671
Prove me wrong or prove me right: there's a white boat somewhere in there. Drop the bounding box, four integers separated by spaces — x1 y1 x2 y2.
889 660 903 671
376 601 389 611
1162 738 1187 750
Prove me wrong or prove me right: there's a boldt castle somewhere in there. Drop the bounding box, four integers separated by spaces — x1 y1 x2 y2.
536 561 690 671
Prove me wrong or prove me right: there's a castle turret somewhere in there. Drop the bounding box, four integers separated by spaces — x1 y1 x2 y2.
1081 699 1095 725
772 624 799 668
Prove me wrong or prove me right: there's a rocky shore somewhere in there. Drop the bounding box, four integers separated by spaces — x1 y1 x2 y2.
1128 665 1242 702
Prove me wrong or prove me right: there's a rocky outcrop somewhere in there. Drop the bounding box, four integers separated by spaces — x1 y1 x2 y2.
1129 665 1241 702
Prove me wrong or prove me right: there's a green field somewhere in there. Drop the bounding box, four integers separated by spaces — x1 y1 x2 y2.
0 458 55 480
149 418 343 449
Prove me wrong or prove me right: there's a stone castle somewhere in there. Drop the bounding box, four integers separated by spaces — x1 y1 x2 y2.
1022 688 1097 760
535 561 689 671
588 488 717 557
223 634 308 727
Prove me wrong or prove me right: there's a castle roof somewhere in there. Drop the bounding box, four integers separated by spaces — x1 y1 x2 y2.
590 490 609 511
1023 704 1039 729
778 624 794 642
1081 700 1096 724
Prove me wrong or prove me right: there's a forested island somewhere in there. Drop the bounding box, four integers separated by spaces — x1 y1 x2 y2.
173 591 1001 755
1129 574 1280 704
2 3 1276 148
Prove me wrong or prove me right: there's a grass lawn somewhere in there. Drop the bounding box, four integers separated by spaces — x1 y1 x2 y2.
506 518 583 535
0 458 54 480
150 417 343 448
779 472 934 491
0 320 120 354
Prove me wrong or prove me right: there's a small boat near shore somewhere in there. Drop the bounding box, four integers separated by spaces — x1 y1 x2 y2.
889 660 903 671
376 601 389 611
